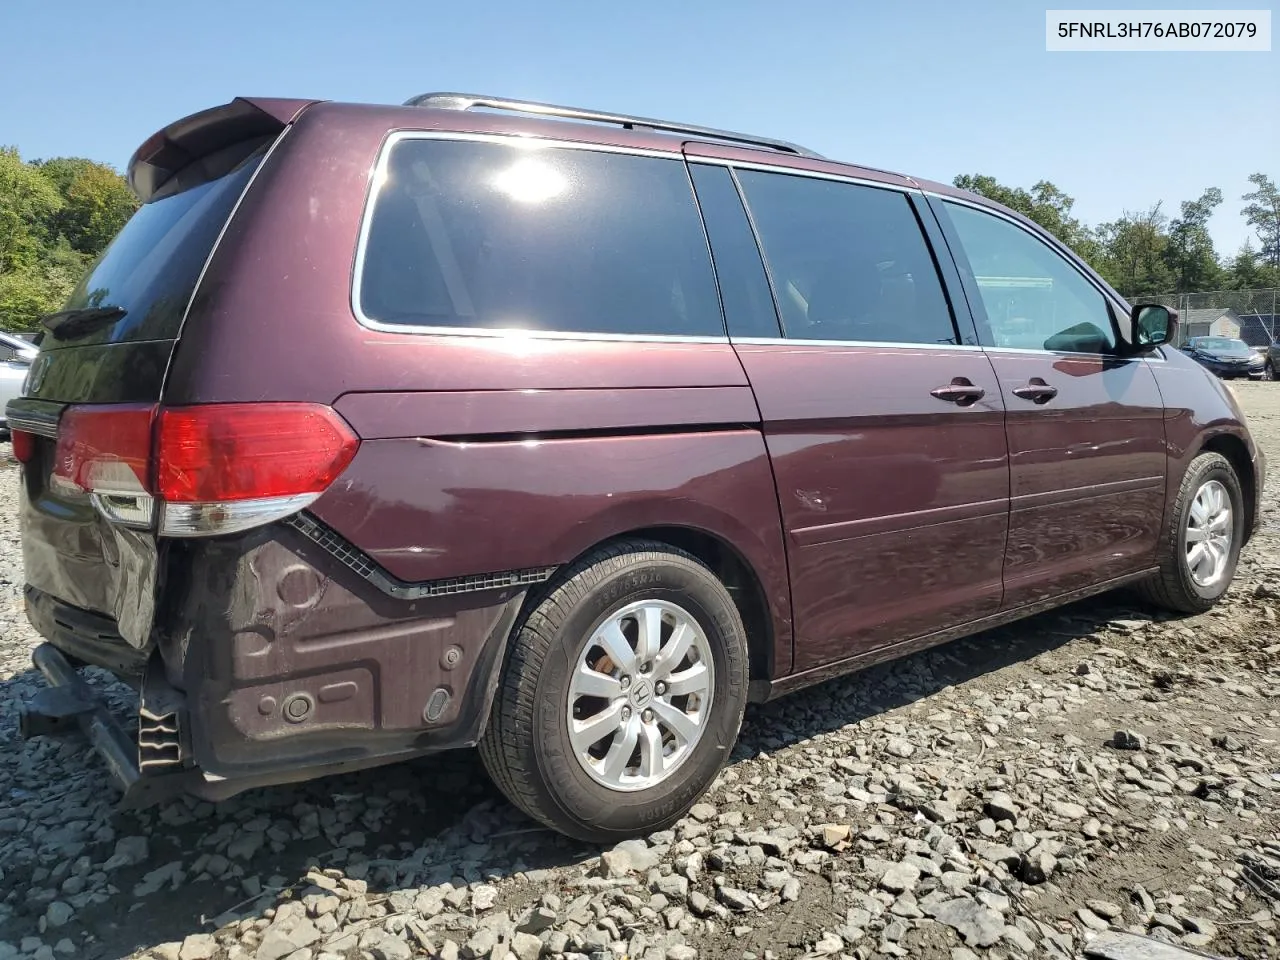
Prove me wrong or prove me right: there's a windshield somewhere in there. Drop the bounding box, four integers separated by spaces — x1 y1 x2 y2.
49 143 268 348
1193 337 1252 355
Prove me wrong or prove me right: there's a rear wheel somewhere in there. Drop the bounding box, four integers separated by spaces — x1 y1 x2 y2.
480 540 749 842
1136 452 1244 614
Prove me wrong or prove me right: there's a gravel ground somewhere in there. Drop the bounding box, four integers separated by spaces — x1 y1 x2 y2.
2 383 1280 960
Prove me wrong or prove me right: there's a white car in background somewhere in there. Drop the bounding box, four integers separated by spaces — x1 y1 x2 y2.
0 331 39 439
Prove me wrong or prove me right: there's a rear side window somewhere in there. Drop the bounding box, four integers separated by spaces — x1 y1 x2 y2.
54 141 269 346
357 138 724 338
735 171 957 345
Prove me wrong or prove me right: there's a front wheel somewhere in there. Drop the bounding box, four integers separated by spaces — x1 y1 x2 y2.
1136 452 1244 614
480 540 749 842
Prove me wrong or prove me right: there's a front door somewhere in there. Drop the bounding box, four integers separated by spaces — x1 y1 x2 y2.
931 197 1166 607
688 157 1011 675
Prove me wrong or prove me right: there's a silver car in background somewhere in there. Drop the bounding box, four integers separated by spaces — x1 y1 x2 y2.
0 331 39 438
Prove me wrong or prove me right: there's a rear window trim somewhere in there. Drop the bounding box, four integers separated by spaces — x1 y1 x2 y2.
349 130 729 344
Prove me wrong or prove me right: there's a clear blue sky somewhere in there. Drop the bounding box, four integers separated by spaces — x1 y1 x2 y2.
1 0 1275 257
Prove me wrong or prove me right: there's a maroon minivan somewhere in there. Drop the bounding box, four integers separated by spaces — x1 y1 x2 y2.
9 93 1265 842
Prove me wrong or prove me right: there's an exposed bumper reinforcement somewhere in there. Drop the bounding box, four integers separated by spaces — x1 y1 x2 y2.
19 643 199 810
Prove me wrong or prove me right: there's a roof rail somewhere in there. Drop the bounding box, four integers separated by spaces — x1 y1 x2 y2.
404 92 824 160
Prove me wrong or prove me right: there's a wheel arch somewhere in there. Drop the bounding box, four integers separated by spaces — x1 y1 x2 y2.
521 524 782 702
1197 432 1258 544
611 526 776 700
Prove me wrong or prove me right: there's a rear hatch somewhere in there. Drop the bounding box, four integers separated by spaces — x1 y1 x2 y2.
6 98 309 653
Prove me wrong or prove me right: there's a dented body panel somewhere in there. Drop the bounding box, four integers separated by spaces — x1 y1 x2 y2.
159 527 527 781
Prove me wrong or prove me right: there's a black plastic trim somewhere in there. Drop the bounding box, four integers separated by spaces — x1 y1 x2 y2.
283 512 556 600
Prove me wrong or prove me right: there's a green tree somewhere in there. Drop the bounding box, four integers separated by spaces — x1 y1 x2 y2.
0 241 88 331
1224 242 1264 289
0 146 63 271
1242 173 1280 269
1163 187 1223 292
952 174 1101 265
1222 242 1280 290
1096 205 1174 297
0 150 132 330
34 157 137 254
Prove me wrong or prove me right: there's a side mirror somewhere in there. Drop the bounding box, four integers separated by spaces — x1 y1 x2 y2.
1131 303 1176 349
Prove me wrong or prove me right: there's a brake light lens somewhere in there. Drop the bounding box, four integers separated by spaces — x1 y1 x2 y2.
156 404 358 503
53 404 155 495
10 429 36 464
49 401 358 537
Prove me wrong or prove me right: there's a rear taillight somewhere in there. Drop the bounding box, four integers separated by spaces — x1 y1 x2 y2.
50 402 358 537
10 429 36 463
53 404 155 495
155 404 359 536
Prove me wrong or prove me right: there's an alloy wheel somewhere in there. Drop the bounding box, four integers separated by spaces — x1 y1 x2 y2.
566 599 714 791
1185 479 1233 587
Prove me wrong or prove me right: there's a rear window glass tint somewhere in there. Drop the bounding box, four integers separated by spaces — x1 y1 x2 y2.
357 139 724 338
53 142 268 346
737 170 956 345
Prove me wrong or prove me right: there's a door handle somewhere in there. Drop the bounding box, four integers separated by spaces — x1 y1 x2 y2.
1011 378 1058 404
930 377 986 406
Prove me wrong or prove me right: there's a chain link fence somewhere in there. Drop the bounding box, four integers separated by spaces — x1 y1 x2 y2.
1130 288 1280 346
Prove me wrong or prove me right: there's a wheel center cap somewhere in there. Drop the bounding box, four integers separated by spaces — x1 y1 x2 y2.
629 679 653 709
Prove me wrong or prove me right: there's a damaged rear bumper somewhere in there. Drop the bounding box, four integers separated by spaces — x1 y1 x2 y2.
18 520 536 808
19 643 200 810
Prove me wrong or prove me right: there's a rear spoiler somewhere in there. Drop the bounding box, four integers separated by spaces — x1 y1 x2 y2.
126 97 318 203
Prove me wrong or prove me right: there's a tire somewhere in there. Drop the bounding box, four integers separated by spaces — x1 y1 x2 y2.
1266 361 1277 381
479 539 749 843
1136 452 1245 614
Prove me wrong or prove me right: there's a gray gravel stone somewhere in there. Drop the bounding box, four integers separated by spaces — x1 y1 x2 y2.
367 935 412 960
510 931 543 960
1051 800 1088 819
1018 850 1057 884
178 934 217 960
43 902 72 928
105 836 149 869
598 849 632 878
1077 907 1110 931
984 792 1019 822
517 906 557 934
718 886 754 911
931 898 1004 947
878 862 920 894
1086 900 1123 920
885 737 915 758
256 919 321 960
653 874 688 901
